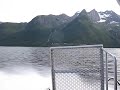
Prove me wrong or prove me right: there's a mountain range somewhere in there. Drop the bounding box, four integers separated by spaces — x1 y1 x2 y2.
0 9 120 47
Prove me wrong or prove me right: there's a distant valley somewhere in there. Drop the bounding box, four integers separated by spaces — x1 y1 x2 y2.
0 9 120 47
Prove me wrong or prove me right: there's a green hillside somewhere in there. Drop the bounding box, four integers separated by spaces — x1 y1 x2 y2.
0 22 27 40
61 10 120 47
0 10 119 47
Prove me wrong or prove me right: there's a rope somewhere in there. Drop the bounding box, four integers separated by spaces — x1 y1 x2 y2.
108 78 120 85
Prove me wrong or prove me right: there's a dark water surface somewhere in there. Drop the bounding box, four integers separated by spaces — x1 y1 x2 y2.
0 47 119 90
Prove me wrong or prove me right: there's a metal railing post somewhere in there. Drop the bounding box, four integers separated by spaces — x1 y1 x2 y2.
50 49 56 90
102 49 118 90
105 52 108 90
100 48 104 90
114 57 117 90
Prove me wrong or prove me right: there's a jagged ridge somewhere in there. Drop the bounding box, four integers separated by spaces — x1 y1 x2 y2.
0 9 120 47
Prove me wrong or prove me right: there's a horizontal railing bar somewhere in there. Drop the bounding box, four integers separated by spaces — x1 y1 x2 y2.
102 48 116 58
50 44 103 50
54 70 100 73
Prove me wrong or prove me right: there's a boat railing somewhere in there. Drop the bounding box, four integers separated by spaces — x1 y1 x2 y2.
102 49 117 90
50 45 118 90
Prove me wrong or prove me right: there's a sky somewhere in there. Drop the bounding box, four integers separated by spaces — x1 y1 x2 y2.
0 0 120 22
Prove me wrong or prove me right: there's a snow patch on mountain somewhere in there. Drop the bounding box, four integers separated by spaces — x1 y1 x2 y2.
98 13 110 19
110 21 119 24
98 19 106 22
97 12 111 22
97 13 105 22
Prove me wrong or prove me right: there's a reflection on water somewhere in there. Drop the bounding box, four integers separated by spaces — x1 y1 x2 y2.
0 47 119 90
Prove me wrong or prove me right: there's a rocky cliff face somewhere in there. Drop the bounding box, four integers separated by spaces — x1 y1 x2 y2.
87 9 120 25
28 14 70 29
88 9 100 22
26 9 120 28
98 11 120 24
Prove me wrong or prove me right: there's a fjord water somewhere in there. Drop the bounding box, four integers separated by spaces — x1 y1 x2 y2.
0 47 52 90
0 47 119 90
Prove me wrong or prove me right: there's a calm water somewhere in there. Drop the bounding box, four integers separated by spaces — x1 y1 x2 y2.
0 47 119 90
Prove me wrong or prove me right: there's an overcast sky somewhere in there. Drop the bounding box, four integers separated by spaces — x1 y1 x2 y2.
0 0 120 22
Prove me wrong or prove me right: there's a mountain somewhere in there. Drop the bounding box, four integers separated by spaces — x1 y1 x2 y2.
98 11 120 23
88 9 120 24
0 22 27 40
88 9 100 22
22 14 71 46
87 9 120 46
59 9 119 47
0 14 71 46
0 9 120 47
27 14 70 29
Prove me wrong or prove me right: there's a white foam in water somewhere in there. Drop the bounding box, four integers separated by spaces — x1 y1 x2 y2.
0 68 52 90
0 67 115 90
108 87 114 90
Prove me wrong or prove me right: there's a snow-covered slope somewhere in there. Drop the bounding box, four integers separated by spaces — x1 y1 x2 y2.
88 9 120 25
98 11 120 24
98 12 110 22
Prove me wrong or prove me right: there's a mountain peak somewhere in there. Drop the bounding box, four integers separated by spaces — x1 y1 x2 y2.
80 9 87 15
104 10 115 13
88 9 100 22
76 9 88 18
91 9 97 12
59 13 68 16
27 14 71 29
98 10 120 23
